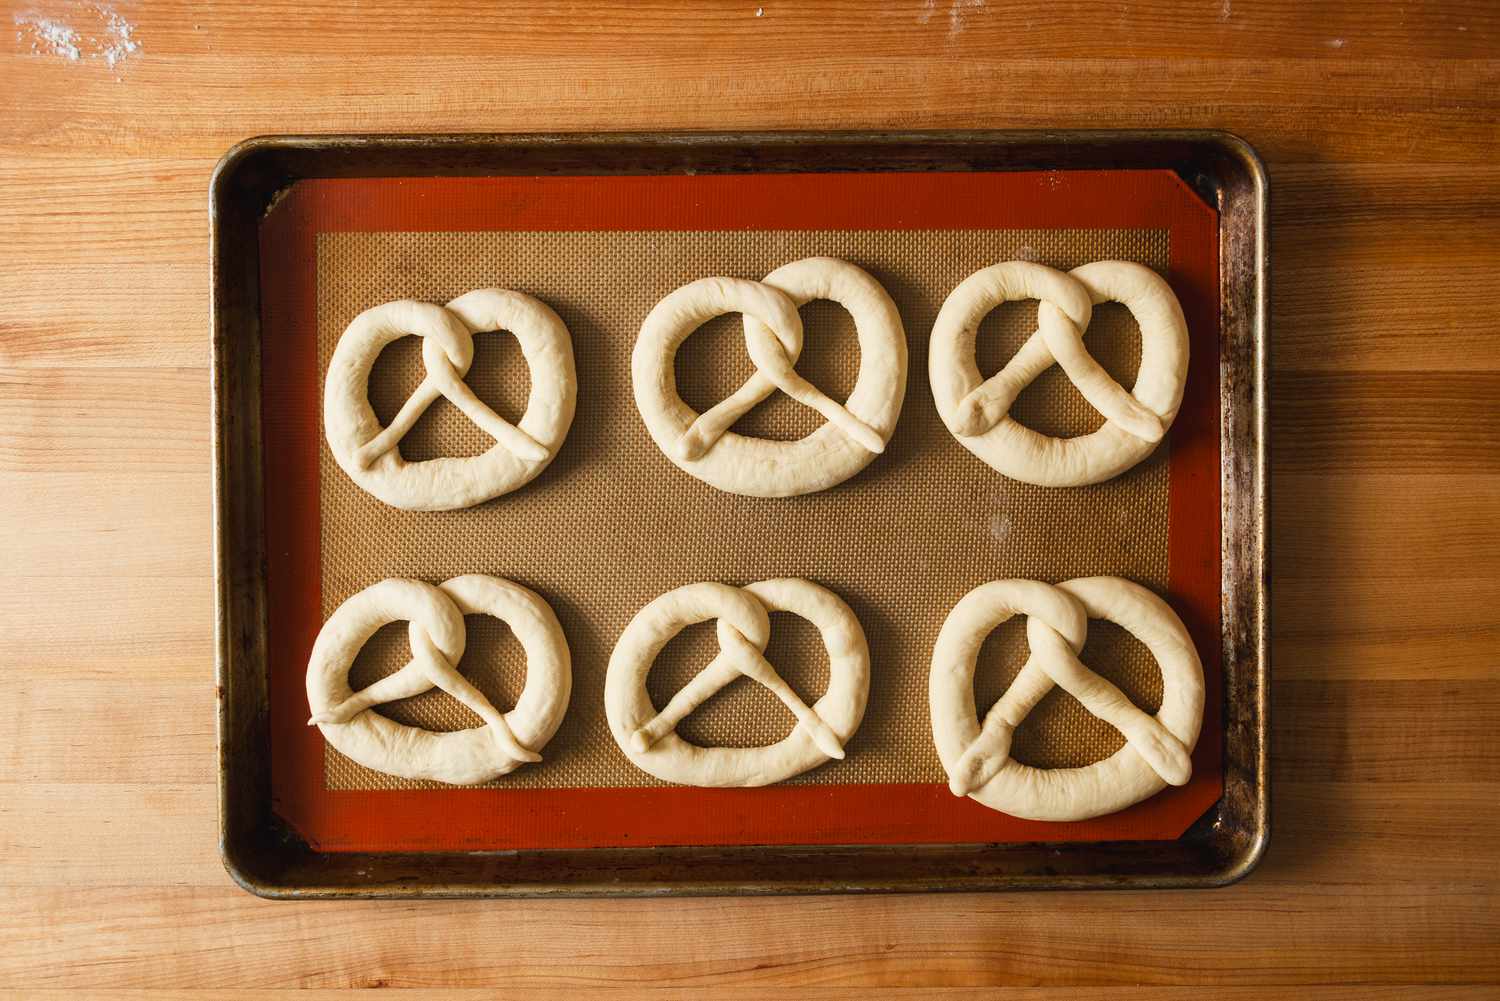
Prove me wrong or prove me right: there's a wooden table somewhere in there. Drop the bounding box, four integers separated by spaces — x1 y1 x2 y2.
3 1 1496 994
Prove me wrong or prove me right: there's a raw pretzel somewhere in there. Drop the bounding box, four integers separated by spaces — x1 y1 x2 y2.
324 289 576 511
605 579 869 786
929 260 1188 486
929 576 1204 821
632 257 906 497
306 575 571 785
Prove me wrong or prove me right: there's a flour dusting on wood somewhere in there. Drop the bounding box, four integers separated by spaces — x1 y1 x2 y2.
948 0 984 40
96 4 140 67
13 3 141 75
14 12 80 60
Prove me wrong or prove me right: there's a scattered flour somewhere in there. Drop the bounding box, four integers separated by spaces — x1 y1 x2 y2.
948 0 984 39
96 4 140 68
14 12 79 60
13 3 141 74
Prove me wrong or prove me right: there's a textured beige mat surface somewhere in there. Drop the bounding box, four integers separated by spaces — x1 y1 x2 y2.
315 227 1170 790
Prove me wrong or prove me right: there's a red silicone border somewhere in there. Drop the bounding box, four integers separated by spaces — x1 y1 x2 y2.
259 169 1222 852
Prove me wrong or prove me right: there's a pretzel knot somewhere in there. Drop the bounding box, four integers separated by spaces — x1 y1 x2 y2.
305 576 572 786
929 260 1189 488
605 579 871 787
671 281 886 462
324 289 577 511
628 615 847 762
929 577 1205 822
633 257 907 498
352 317 550 472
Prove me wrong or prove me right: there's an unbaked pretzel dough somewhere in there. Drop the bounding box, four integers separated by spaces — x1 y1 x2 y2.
306 575 571 785
324 289 577 511
605 579 870 786
929 576 1204 821
929 260 1188 486
632 257 907 497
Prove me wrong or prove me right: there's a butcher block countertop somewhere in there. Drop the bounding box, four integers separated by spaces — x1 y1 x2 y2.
2 1 1497 995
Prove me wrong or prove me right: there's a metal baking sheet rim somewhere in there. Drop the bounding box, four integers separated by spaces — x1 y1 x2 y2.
210 130 1268 897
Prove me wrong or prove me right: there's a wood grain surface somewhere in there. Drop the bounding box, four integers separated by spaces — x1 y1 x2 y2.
1 0 1496 994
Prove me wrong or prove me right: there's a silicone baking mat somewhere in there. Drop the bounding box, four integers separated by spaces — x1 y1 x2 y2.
260 170 1222 852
